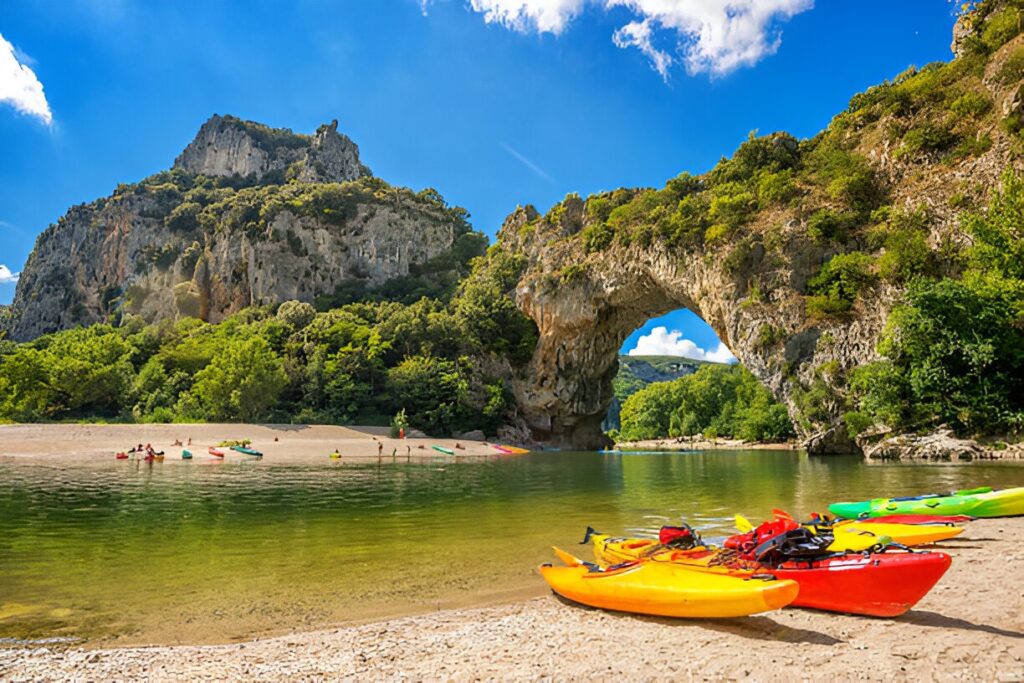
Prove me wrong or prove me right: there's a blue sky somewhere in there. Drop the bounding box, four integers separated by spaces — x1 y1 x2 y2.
0 0 958 357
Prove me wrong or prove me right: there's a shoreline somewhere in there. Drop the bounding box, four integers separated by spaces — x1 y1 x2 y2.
2 518 1021 680
0 423 510 464
614 437 799 452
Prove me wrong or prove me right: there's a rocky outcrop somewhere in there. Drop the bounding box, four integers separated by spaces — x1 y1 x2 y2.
859 427 987 461
173 115 369 184
6 117 469 341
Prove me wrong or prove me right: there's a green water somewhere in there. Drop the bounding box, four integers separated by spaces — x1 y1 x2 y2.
2 450 1023 646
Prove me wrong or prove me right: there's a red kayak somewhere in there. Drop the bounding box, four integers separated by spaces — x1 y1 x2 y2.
208 447 225 457
855 514 973 526
771 551 951 616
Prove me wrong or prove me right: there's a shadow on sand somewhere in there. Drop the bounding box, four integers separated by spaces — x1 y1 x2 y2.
897 610 1023 639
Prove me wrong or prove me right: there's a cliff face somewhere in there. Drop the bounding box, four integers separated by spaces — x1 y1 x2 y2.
498 21 1024 452
6 116 470 341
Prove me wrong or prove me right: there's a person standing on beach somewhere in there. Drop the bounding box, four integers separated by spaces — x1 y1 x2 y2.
378 442 383 457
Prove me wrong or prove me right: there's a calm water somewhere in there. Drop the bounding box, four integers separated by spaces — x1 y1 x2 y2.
2 450 1024 646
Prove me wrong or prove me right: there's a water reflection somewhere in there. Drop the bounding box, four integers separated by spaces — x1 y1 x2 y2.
1 450 1021 645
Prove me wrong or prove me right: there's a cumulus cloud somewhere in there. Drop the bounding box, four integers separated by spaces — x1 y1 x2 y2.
458 0 813 78
0 265 20 284
0 33 52 125
628 326 736 363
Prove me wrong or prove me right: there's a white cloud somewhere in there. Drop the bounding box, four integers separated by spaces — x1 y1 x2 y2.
469 0 586 33
0 265 20 284
0 33 52 125
628 326 736 363
456 0 813 78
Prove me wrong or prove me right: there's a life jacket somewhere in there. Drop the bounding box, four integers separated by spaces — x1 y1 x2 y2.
658 523 702 549
724 516 800 559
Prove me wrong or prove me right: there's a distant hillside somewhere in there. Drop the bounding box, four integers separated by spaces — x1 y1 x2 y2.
603 355 709 431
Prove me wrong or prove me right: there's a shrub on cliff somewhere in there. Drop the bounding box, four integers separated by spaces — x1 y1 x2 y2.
850 170 1024 436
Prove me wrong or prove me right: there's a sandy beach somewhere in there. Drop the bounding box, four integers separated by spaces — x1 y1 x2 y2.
0 423 506 463
1 517 1021 681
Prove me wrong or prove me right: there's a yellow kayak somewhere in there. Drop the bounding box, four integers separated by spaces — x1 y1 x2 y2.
733 512 962 551
540 547 798 619
829 520 963 547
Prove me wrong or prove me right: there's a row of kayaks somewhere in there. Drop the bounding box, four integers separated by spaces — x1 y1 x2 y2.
540 486 1023 620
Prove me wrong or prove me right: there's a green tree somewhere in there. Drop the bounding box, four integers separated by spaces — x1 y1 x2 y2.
184 337 288 421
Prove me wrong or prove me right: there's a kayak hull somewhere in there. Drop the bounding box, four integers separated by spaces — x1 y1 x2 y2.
540 552 798 619
830 487 1024 519
230 445 263 457
831 520 963 546
773 552 951 617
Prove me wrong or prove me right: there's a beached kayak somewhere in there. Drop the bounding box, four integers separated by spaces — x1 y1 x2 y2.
540 548 798 619
432 445 455 455
588 533 951 617
181 450 192 460
230 445 263 457
829 486 1024 519
729 511 961 551
208 447 225 457
856 514 973 525
492 445 529 454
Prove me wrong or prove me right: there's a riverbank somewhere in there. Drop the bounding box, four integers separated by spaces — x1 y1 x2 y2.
0 423 505 463
2 518 1021 680
614 436 798 452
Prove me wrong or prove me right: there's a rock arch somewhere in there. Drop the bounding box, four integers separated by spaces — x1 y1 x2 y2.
500 197 889 453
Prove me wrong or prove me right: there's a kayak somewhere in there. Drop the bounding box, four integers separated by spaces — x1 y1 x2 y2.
493 445 529 454
855 514 973 526
540 548 798 619
432 445 455 455
829 519 962 546
208 447 225 457
181 450 192 460
115 452 128 460
731 511 961 551
588 533 950 617
230 445 263 457
829 486 1024 519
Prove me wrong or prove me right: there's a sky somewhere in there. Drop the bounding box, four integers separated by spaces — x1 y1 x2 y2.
0 0 959 359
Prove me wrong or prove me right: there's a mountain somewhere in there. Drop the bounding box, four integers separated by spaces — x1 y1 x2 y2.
602 355 707 431
5 116 483 341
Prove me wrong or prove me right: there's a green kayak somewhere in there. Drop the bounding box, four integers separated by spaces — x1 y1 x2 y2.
829 486 1024 519
181 449 193 460
230 445 264 457
432 445 454 455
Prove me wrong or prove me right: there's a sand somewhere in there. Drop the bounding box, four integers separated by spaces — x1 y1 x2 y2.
1 517 1022 681
0 422 504 464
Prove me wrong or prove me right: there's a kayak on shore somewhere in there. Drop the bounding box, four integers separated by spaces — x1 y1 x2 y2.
829 486 1024 519
208 447 225 457
230 445 263 457
182 450 192 460
432 445 455 455
731 510 964 550
586 528 951 617
540 547 798 619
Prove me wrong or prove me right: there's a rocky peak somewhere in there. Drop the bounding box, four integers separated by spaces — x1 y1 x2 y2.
173 114 370 184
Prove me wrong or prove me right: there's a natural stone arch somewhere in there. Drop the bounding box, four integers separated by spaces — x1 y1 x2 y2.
499 196 889 453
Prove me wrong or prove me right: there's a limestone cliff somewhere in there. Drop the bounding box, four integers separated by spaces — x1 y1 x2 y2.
6 116 476 341
497 9 1024 452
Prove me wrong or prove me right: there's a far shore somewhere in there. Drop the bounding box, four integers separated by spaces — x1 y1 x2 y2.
0 423 509 463
614 436 799 452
